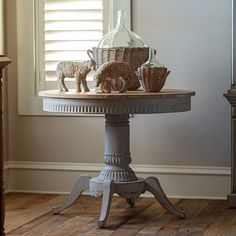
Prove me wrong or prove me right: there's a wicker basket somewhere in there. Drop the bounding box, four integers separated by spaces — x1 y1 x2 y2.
92 47 149 90
136 66 170 92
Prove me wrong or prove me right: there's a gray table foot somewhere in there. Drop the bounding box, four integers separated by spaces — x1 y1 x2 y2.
126 197 135 207
98 180 115 228
144 176 185 219
52 174 91 214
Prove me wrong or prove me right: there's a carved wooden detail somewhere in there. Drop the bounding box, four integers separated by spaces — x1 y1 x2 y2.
0 56 11 236
98 169 138 182
42 94 192 115
97 114 137 182
104 153 131 166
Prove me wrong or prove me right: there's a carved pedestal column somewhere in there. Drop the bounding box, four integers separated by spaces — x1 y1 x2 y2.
98 114 137 182
90 114 140 197
0 56 11 236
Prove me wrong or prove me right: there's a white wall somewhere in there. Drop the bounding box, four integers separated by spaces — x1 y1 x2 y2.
4 0 232 197
131 0 231 166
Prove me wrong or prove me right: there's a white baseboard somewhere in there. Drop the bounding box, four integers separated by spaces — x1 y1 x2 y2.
4 161 231 200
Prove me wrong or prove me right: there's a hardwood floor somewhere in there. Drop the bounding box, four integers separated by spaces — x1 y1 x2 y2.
4 193 236 235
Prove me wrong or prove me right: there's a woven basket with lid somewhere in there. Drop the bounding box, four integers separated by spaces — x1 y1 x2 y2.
92 10 149 90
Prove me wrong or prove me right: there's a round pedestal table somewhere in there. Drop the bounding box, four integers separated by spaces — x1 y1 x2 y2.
39 89 195 228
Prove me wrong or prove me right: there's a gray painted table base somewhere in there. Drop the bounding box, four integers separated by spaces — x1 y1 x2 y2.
39 89 195 228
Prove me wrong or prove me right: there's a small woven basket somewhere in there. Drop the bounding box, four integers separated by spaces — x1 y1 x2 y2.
92 47 149 90
136 66 170 92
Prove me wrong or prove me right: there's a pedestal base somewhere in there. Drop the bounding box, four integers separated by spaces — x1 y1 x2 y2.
90 177 145 198
52 114 185 227
52 175 185 228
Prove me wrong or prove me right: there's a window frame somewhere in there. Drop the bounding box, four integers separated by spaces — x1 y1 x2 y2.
17 0 131 116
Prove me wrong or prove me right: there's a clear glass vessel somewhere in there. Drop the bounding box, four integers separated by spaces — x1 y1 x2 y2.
98 10 146 48
92 10 149 90
136 48 170 92
142 49 164 67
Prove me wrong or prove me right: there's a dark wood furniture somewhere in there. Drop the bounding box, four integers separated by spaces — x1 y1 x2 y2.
224 0 236 208
0 56 11 235
225 90 236 207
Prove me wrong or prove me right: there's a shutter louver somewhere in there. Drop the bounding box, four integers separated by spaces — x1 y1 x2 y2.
44 0 103 83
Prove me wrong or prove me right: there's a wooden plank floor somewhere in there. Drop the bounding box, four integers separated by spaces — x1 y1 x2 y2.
4 193 236 236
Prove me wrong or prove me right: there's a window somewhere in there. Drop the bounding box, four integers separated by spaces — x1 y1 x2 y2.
17 0 131 115
37 0 105 91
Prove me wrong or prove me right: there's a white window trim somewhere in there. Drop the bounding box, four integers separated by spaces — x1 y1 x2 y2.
17 0 131 116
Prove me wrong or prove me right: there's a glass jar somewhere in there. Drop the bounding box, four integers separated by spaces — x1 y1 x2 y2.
142 49 164 67
136 49 170 92
98 10 146 48
92 10 149 90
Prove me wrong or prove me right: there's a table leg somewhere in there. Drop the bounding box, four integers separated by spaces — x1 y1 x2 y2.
98 180 115 228
145 176 185 219
52 174 90 214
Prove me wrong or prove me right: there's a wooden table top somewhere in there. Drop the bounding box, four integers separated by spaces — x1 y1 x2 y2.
39 89 195 100
39 89 195 114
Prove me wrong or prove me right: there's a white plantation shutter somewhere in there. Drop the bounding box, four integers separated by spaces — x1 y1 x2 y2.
39 0 105 89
